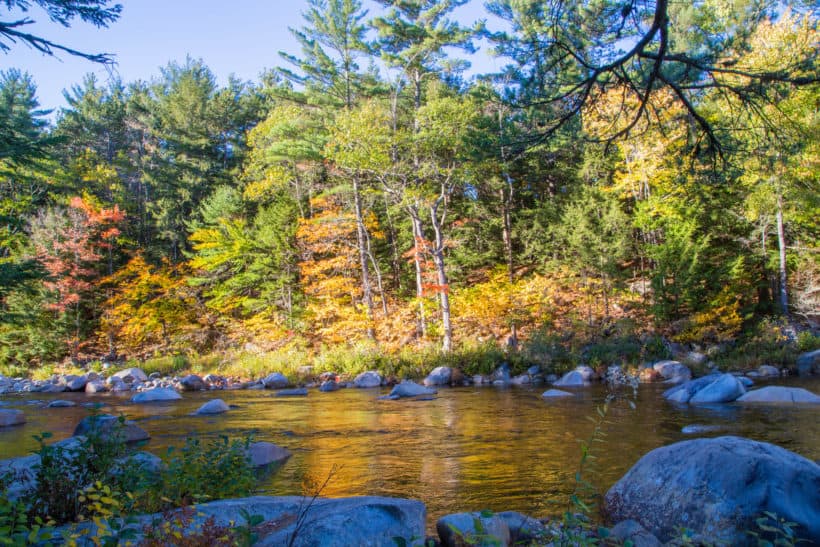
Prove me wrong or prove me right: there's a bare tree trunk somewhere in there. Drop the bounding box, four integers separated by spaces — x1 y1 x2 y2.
500 177 517 347
430 204 452 352
353 177 376 340
776 191 789 316
409 207 427 338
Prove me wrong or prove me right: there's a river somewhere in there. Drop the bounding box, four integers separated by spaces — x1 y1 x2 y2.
1 377 819 525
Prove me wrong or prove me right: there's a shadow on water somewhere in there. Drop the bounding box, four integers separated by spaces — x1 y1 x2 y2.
1 377 819 525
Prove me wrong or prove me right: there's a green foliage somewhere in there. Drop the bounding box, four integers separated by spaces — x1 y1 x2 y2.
747 511 809 547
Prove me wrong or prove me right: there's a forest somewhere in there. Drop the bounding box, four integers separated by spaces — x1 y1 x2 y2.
0 0 818 377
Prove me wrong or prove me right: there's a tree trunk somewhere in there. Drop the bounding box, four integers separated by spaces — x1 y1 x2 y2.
409 207 427 339
430 203 452 352
353 177 376 340
500 178 517 346
776 191 789 316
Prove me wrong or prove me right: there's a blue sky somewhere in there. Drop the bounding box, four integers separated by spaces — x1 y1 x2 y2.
0 0 505 118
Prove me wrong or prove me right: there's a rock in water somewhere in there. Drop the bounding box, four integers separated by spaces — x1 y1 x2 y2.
245 442 291 467
662 374 721 403
387 381 437 399
437 512 511 547
542 389 574 398
131 387 181 403
423 366 452 386
111 367 148 383
180 374 206 391
73 413 150 443
604 436 820 543
275 388 308 397
688 373 745 404
652 360 692 383
0 409 25 427
261 372 289 389
796 349 820 376
195 399 230 415
737 386 820 404
552 370 588 387
353 370 382 388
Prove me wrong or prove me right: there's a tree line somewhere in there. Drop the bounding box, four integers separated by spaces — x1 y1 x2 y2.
0 0 817 368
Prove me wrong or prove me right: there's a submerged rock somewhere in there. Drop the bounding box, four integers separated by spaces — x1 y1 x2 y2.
542 389 574 398
245 442 291 468
131 387 181 403
194 399 230 415
0 409 25 427
604 436 820 543
387 381 437 399
736 386 820 404
73 414 150 443
275 387 308 397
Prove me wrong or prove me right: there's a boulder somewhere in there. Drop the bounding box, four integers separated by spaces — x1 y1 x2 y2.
319 380 340 392
542 389 574 398
353 371 382 388
737 386 820 404
553 370 588 387
758 364 780 378
261 372 290 389
85 379 108 393
652 360 692 383
662 374 721 403
685 351 708 366
423 366 453 386
604 436 820 543
275 388 308 397
245 442 291 468
796 349 820 376
0 409 25 427
496 511 547 544
688 373 746 404
111 367 148 383
194 399 230 415
137 496 425 547
575 365 597 381
492 363 511 384
738 376 754 387
111 451 165 478
38 382 66 393
62 374 88 392
180 374 207 391
437 511 511 547
639 367 661 383
510 374 531 385
131 387 181 403
387 381 437 399
73 414 150 443
609 520 662 547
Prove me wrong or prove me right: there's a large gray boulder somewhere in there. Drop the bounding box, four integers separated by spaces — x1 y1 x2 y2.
423 366 453 386
194 399 230 415
73 414 150 443
663 374 721 403
180 374 207 391
387 381 436 399
262 372 290 389
688 373 746 404
652 360 692 383
437 511 511 547
111 367 148 383
62 374 88 392
0 409 25 427
796 349 820 376
737 386 820 404
604 436 820 544
245 442 291 468
553 370 588 387
353 371 382 388
131 387 181 403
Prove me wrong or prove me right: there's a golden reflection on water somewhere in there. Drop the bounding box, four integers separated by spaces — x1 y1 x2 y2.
1 378 819 526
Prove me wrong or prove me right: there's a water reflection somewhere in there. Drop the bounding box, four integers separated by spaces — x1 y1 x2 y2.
1 378 819 526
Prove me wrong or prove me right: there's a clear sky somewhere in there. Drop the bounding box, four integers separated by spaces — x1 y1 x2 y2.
0 0 505 119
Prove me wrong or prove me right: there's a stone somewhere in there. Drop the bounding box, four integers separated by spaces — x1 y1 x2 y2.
609 520 662 547
195 399 230 415
652 360 692 383
111 451 165 478
542 389 574 398
575 365 596 381
437 511 510 547
492 363 511 384
553 370 588 387
604 436 820 544
261 372 290 389
180 374 206 391
47 400 76 408
319 380 340 392
681 424 727 435
796 349 820 376
423 366 453 386
738 376 754 387
39 382 66 393
84 379 107 393
736 386 820 404
472 374 487 385
688 373 746 404
275 388 308 397
131 387 181 403
685 351 708 366
388 381 437 399
662 374 721 403
353 371 382 388
73 414 150 443
111 367 148 383
0 409 25 427
496 511 547 544
136 496 425 547
245 442 292 467
510 374 531 385
758 364 780 378
63 374 88 391
527 365 541 376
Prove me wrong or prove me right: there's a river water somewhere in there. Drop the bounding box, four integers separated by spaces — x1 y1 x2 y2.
1 378 819 525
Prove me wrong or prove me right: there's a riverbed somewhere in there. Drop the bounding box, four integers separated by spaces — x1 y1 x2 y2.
1 377 819 525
